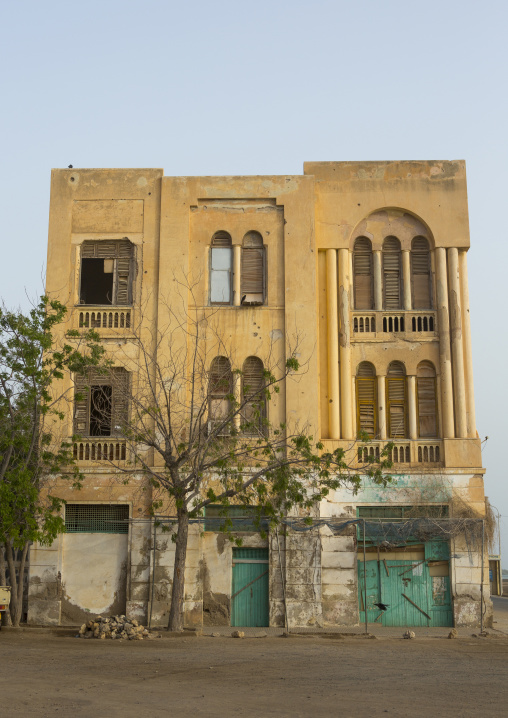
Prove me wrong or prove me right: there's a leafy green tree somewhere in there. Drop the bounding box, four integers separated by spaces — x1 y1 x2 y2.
0 297 104 625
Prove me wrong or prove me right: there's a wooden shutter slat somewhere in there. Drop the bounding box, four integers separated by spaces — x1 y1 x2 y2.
111 368 129 436
116 257 132 305
411 238 431 309
353 239 373 310
386 376 407 438
241 248 264 295
383 241 401 309
417 376 437 437
73 374 90 435
357 375 376 438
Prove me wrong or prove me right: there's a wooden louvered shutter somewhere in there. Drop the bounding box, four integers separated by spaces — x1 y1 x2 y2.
94 241 119 259
353 238 373 310
387 378 406 438
383 238 402 309
386 362 407 438
417 362 437 437
73 373 90 436
209 357 232 423
411 237 431 309
241 248 264 296
116 240 134 305
111 368 129 436
242 357 265 431
357 378 376 438
356 362 376 438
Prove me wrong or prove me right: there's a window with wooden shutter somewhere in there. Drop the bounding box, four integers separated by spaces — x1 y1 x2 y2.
356 362 377 438
386 361 407 438
73 368 129 437
353 238 374 310
411 237 432 309
210 232 233 305
417 361 438 438
241 232 265 305
80 239 134 306
242 356 266 434
209 356 232 429
382 236 402 310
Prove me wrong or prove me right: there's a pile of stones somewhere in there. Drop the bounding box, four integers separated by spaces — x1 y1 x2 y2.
78 615 154 640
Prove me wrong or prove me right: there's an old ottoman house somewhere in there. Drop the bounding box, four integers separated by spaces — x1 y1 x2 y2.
28 161 489 630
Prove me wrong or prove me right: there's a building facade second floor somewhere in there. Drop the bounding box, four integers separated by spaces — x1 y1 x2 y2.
45 160 482 473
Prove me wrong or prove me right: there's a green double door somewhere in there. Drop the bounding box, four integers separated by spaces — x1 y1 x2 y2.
231 548 269 627
358 542 452 627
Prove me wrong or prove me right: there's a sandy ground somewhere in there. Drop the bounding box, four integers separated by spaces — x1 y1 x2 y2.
2 630 508 718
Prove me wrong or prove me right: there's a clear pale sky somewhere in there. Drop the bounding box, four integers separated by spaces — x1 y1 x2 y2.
1 1 506 561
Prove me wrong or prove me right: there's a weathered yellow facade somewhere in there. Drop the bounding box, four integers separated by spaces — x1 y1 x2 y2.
28 161 489 629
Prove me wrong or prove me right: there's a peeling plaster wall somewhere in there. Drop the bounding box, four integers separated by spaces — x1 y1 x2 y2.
60 534 128 625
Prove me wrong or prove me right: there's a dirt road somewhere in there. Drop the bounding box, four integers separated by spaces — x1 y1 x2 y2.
2 631 507 717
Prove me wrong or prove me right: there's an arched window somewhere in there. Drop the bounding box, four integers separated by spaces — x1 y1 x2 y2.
383 237 402 309
411 237 432 309
386 361 407 438
241 232 265 305
356 362 376 438
210 232 232 304
241 356 266 434
208 357 233 431
417 361 438 437
353 238 374 310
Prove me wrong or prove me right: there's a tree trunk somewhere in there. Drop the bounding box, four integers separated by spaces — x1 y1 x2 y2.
0 544 12 626
167 509 189 632
4 539 21 626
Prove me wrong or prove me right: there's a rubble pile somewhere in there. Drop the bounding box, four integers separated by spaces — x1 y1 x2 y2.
78 615 153 640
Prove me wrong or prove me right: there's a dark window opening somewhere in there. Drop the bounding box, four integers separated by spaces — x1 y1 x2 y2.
90 385 112 436
80 258 114 305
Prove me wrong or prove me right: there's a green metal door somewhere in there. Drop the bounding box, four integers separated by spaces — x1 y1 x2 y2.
231 548 269 627
358 542 452 627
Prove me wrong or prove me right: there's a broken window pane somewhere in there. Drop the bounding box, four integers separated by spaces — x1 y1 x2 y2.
80 258 114 305
90 385 112 436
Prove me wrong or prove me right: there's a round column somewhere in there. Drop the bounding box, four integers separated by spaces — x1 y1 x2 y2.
326 249 340 439
233 245 241 306
407 375 417 440
377 374 387 440
402 250 412 311
435 247 455 438
448 248 467 438
459 250 477 438
338 248 353 439
373 250 383 310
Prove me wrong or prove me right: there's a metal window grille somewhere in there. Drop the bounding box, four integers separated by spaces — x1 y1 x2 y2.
65 504 129 533
204 505 268 532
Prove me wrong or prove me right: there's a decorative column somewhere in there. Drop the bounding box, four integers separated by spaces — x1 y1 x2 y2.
459 250 477 438
233 245 241 306
326 249 340 439
402 250 412 311
407 375 417 440
338 248 353 439
435 248 455 438
448 248 467 438
373 250 383 310
377 374 387 440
